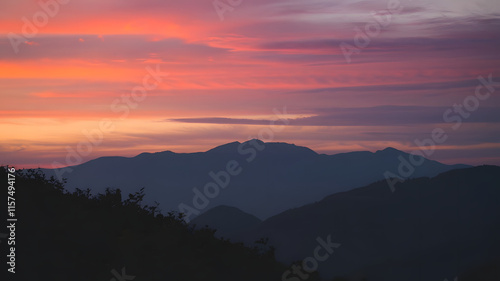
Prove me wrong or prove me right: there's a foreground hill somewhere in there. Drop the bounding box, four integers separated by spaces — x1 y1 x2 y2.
236 165 500 280
1 167 321 281
43 140 469 219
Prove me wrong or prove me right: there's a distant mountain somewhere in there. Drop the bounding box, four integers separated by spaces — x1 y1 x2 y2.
236 166 500 280
190 205 262 239
44 140 470 220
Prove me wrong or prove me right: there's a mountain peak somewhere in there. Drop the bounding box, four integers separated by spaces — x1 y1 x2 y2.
191 205 262 238
243 138 264 145
205 141 241 153
200 204 256 215
206 139 317 157
135 150 174 158
376 147 404 155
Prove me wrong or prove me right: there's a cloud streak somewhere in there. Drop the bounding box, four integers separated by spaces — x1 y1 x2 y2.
171 105 500 126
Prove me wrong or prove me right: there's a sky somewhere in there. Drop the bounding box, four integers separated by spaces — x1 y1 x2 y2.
0 0 499 168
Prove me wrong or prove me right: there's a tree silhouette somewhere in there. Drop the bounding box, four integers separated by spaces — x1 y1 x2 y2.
1 167 323 281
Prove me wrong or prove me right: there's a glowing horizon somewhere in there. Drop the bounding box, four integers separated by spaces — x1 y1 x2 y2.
1 0 499 168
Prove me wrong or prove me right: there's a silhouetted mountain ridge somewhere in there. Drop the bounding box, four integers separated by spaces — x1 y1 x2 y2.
43 140 470 219
235 165 500 280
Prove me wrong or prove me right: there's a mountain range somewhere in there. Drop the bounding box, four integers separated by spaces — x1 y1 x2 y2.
195 166 500 280
44 140 470 220
39 140 500 280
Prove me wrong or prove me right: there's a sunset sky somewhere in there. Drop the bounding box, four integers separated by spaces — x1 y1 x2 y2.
1 0 499 168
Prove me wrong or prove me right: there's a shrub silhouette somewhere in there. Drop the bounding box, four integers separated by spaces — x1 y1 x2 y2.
1 167 323 281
